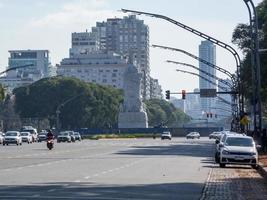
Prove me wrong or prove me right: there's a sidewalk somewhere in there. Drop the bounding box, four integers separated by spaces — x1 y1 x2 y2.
257 154 267 179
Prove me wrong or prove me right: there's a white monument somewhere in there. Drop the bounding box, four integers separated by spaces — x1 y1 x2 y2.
118 64 148 128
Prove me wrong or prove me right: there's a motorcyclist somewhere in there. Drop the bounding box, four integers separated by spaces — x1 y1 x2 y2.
46 129 54 140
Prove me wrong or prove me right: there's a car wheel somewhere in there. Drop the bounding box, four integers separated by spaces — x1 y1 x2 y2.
16 142 19 146
6 143 8 146
3 143 5 146
20 142 22 145
215 153 219 163
219 163 226 168
251 164 258 169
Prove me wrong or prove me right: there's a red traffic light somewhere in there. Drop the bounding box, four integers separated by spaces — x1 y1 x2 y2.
182 90 186 99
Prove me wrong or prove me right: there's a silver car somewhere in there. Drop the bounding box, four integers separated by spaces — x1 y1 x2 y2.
186 132 200 139
3 131 22 146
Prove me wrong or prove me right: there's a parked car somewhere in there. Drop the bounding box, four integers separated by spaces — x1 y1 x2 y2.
3 131 22 146
0 132 4 144
161 131 172 140
20 132 33 143
57 131 72 143
21 126 38 142
219 134 259 168
37 130 48 142
74 132 82 141
214 131 239 163
186 132 200 139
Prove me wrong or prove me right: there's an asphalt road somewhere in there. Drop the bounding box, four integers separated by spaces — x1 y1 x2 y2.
0 137 214 200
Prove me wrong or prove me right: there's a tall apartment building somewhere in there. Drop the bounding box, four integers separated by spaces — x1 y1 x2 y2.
199 40 217 118
0 50 52 93
8 50 51 80
61 15 162 99
91 15 151 99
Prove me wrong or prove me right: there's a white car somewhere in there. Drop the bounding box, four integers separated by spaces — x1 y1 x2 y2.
186 132 200 139
20 132 33 143
161 131 172 140
215 131 240 163
0 132 4 144
219 135 259 168
3 131 22 146
21 126 38 142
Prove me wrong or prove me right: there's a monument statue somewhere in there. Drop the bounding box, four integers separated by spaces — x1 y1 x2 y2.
118 64 148 128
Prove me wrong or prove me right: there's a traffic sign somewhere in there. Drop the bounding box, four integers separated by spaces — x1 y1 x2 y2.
200 89 217 97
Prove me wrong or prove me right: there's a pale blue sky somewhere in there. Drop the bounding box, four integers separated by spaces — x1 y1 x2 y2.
0 0 263 94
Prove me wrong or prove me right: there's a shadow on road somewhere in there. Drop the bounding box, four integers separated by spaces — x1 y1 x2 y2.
116 140 214 158
0 182 205 200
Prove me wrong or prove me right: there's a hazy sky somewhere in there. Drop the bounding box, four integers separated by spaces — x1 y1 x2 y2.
0 0 263 95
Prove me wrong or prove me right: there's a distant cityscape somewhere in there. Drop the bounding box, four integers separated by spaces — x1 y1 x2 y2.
0 15 232 123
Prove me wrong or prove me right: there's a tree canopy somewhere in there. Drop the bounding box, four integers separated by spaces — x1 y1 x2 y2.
13 76 123 129
232 0 267 112
145 99 190 127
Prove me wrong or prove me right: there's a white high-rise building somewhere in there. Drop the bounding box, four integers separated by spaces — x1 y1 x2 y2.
92 15 151 99
0 50 52 93
199 40 216 118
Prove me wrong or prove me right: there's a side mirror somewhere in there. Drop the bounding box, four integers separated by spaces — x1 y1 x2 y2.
215 140 219 144
219 143 224 148
256 144 262 150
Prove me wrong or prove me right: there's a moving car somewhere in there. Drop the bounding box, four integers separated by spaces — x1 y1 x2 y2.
37 130 48 142
3 131 22 146
186 132 200 139
209 132 222 139
21 126 38 142
161 131 172 140
20 132 33 143
74 132 82 141
219 135 259 168
57 131 72 143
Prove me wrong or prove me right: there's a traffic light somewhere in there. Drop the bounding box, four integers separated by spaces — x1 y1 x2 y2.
165 90 170 100
207 113 209 118
210 113 213 118
182 90 186 99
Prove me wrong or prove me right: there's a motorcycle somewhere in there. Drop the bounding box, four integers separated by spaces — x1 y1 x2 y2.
47 136 54 150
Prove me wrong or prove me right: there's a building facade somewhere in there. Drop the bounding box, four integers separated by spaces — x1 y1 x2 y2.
91 16 151 99
0 50 52 93
199 40 217 118
57 53 129 89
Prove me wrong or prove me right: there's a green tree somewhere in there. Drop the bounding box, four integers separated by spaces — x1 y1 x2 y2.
13 76 123 129
145 99 190 127
232 0 267 112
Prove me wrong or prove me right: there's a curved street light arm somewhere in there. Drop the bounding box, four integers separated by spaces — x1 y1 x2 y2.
0 64 34 76
167 60 233 88
153 44 235 83
175 69 228 92
121 8 241 68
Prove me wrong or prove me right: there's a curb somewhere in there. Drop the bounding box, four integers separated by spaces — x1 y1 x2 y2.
257 162 267 179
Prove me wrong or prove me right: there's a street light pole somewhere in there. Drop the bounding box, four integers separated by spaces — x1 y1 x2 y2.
243 0 262 133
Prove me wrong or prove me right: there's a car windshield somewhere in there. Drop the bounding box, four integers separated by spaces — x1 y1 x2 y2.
21 133 29 136
225 137 253 147
5 132 18 136
60 132 69 136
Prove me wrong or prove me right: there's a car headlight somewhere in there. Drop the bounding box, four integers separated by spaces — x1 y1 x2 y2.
222 150 230 155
